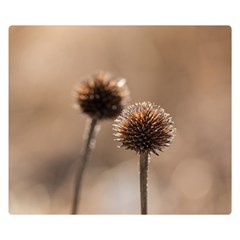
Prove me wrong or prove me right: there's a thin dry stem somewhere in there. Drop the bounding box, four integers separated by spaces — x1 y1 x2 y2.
71 117 98 214
140 151 149 215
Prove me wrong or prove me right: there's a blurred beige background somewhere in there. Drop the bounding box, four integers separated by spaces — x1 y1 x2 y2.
9 26 231 214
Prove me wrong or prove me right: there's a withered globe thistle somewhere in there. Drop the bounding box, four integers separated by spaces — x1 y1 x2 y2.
71 71 129 214
113 102 176 155
113 101 175 214
76 71 129 120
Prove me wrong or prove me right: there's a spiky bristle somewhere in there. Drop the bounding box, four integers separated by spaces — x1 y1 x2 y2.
76 71 129 119
113 102 176 155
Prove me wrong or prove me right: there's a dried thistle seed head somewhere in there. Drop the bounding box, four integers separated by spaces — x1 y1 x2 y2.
76 71 130 119
113 102 176 155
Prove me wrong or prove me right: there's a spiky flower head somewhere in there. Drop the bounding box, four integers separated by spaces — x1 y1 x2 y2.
113 102 176 155
76 71 129 119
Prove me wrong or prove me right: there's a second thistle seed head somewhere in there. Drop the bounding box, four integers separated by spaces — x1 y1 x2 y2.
76 71 130 120
113 102 176 155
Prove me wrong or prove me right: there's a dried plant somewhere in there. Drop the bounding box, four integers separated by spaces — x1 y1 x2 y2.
72 71 129 214
113 102 175 214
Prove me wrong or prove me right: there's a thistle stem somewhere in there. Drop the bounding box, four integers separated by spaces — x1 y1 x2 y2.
71 117 98 214
139 151 149 215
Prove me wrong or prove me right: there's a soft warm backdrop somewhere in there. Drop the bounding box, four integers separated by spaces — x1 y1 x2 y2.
9 26 231 214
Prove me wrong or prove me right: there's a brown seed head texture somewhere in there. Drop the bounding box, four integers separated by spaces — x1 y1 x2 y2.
76 71 129 119
113 102 176 155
